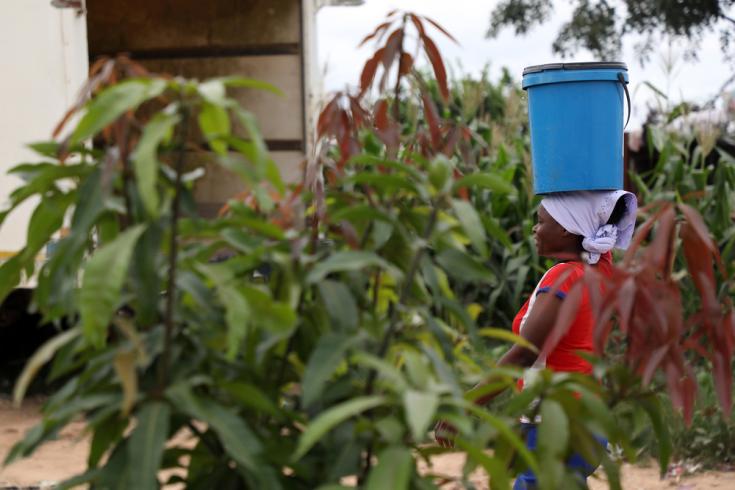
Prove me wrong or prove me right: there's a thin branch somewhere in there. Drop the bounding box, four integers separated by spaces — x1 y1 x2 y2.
359 203 439 483
158 106 190 390
720 13 735 28
371 204 439 374
393 15 408 121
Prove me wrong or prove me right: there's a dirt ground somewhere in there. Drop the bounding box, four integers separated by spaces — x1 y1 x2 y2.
1 397 733 489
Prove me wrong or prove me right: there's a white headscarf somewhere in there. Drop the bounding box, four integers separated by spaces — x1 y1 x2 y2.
540 190 638 265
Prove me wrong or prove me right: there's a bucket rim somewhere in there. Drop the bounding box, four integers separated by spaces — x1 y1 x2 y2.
523 61 627 76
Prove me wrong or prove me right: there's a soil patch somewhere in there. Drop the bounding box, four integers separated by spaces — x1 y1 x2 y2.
1 399 733 489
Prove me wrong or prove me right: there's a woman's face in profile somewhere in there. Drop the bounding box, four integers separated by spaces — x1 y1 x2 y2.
532 205 576 258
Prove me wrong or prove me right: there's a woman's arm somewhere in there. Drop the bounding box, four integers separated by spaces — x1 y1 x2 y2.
435 292 564 447
472 292 563 405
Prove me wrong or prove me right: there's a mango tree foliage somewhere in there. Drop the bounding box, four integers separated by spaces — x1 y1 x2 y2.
0 13 733 490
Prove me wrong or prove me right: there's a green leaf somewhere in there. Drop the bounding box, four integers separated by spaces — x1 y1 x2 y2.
435 249 495 284
346 173 421 196
599 453 622 490
318 280 358 331
23 192 74 259
350 352 408 393
484 215 512 248
80 224 146 347
56 468 102 490
538 399 568 457
454 438 510 490
293 396 386 460
220 381 279 416
13 328 81 405
166 383 263 472
241 286 297 335
88 416 127 468
648 125 666 153
0 255 23 303
219 284 250 359
461 402 539 476
348 155 423 181
478 328 538 353
453 172 515 195
403 350 429 389
5 163 91 213
129 225 162 326
403 390 438 441
132 110 180 217
218 76 284 96
71 79 168 144
127 402 171 490
307 251 403 283
231 107 268 168
198 101 231 155
302 333 360 408
365 446 412 490
330 204 394 225
640 396 672 477
451 199 487 256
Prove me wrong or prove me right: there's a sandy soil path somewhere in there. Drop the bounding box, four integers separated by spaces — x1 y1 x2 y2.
1 398 733 489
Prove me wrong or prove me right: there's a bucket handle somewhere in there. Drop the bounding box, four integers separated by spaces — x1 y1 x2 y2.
617 72 631 130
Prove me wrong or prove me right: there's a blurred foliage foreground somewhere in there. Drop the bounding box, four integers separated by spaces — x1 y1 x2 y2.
1 10 734 490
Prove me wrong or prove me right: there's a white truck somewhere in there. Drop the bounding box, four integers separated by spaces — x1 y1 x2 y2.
0 0 357 337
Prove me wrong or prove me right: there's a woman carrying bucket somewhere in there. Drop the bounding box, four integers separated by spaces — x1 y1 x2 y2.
435 63 636 489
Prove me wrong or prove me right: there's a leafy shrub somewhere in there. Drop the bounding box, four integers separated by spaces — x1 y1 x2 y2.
0 12 733 490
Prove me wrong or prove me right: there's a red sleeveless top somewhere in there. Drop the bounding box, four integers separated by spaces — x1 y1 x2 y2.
512 253 613 381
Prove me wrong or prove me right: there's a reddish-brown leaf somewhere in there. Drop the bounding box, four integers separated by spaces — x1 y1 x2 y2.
441 125 461 156
382 28 404 71
317 96 339 138
374 99 390 131
408 13 426 37
359 52 381 96
615 276 636 334
665 363 685 411
681 370 697 426
681 221 718 314
399 52 414 76
593 307 616 354
349 95 369 128
420 33 449 102
645 205 676 275
712 349 733 416
641 345 669 385
339 221 360 250
358 21 393 47
678 203 726 277
635 284 669 342
683 334 711 360
422 15 459 44
453 168 469 201
421 91 442 149
376 127 401 153
623 202 669 266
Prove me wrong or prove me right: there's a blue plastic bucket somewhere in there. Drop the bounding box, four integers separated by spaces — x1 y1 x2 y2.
522 62 629 194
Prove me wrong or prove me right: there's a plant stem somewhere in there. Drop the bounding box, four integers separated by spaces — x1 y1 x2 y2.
359 203 439 482
117 119 134 229
371 204 439 384
157 106 190 390
392 15 407 122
